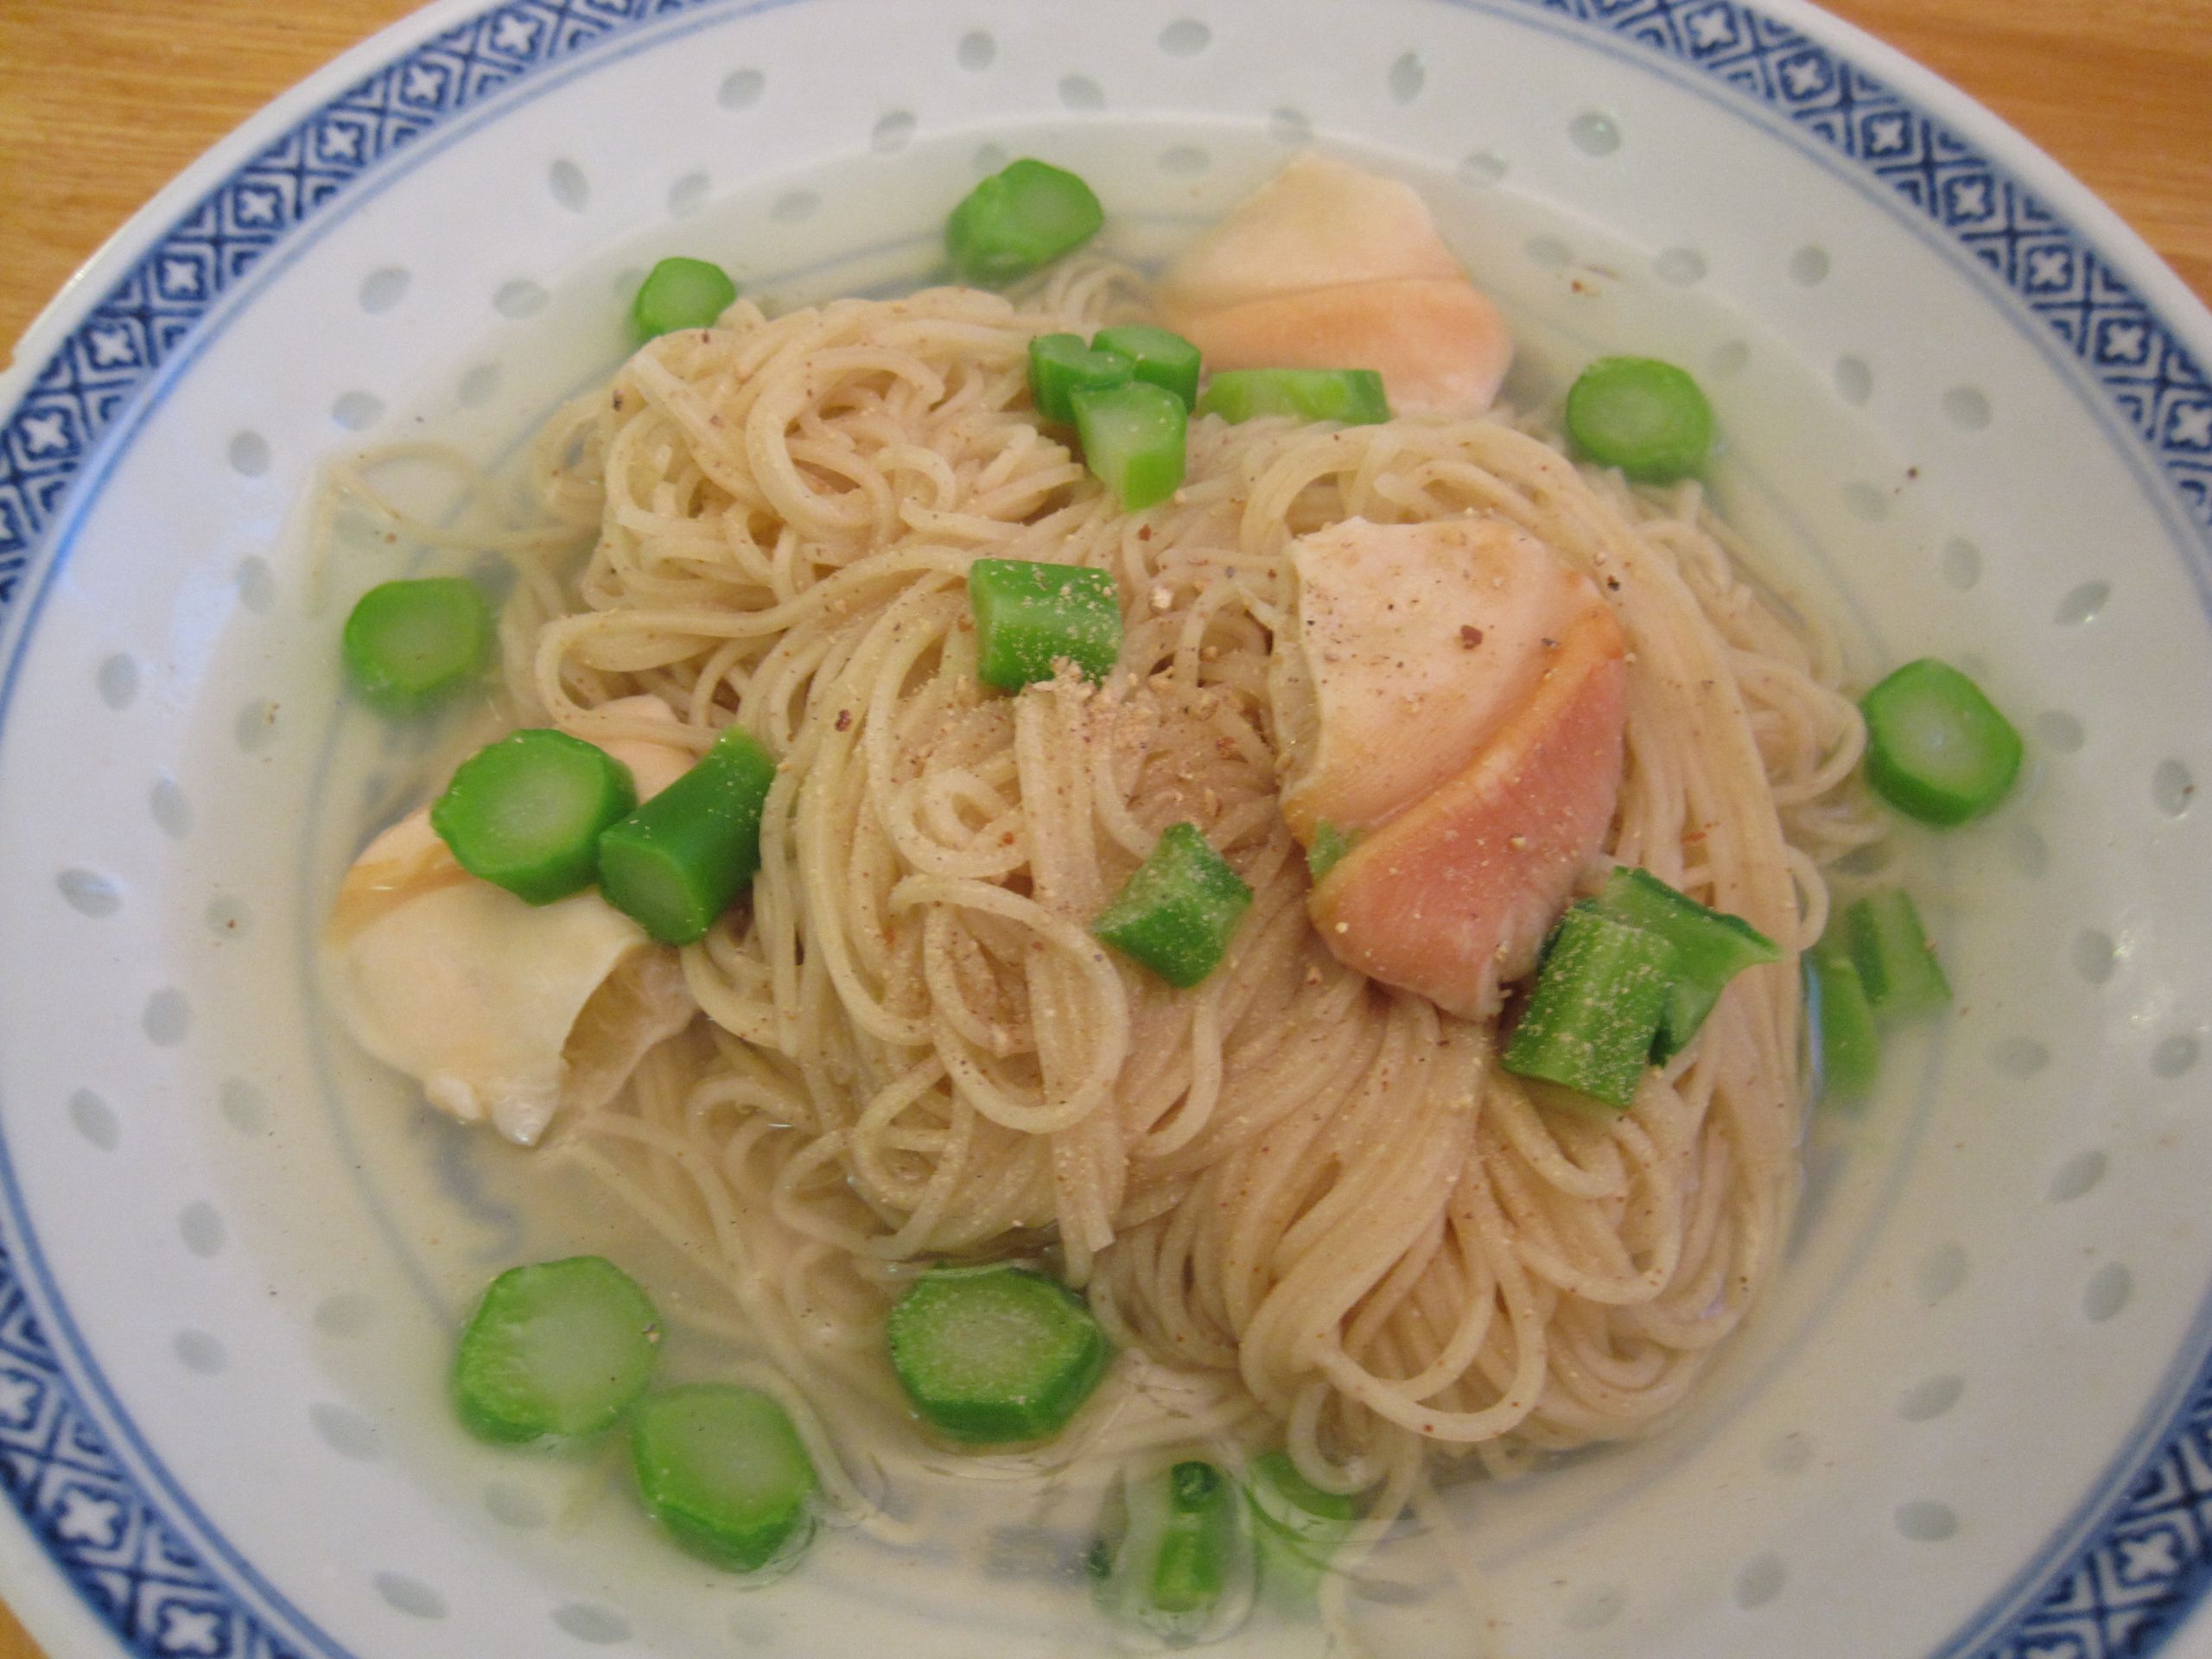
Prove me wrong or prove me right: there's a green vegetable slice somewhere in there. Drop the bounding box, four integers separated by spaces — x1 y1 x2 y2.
1027 333 1135 424
429 728 637 905
887 1263 1109 1444
1093 823 1254 988
1859 658 2023 825
453 1256 659 1444
1564 355 1715 482
946 158 1104 285
1246 1452 1357 1596
1807 926 1880 1104
1093 1459 1253 1644
1195 367 1390 426
341 577 493 711
1152 1463 1236 1616
968 557 1122 690
1071 380 1188 510
630 1385 818 1573
1591 867 1781 1063
1501 901 1678 1109
1091 324 1203 410
1843 887 1952 1019
632 257 738 340
1305 821 1352 881
597 725 778 945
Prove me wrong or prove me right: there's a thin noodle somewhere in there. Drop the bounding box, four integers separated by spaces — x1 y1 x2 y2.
459 264 1881 1594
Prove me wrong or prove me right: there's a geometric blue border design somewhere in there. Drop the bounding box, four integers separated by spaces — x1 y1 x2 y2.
0 1278 307 1659
0 0 708 618
0 1 2208 1656
1985 1371 2212 1658
1560 0 2211 533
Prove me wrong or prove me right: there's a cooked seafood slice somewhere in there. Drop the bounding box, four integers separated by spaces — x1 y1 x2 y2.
321 697 698 1144
1160 154 1513 417
1272 517 1628 1019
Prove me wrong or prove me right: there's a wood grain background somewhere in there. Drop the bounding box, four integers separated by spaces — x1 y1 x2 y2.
0 0 2207 1652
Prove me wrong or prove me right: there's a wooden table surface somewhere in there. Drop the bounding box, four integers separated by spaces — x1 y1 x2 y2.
0 0 2207 1651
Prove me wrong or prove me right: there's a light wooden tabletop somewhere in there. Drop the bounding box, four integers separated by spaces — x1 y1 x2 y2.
0 0 2207 1653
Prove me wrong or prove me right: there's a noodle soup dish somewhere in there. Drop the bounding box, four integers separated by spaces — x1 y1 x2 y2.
6 6 2203 1657
314 147 1999 1655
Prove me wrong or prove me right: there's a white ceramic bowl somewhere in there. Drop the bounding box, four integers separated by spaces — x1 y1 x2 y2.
2 2 2209 1656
